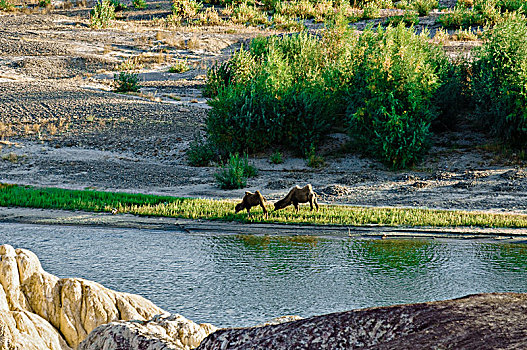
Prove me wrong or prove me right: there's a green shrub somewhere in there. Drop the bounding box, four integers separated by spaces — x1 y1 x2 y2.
172 0 202 18
399 0 438 16
437 0 521 28
472 14 527 144
169 60 190 73
271 13 306 31
203 49 259 98
432 57 470 131
206 32 340 155
187 134 217 166
345 24 451 169
0 0 14 11
499 0 525 11
362 4 381 19
230 1 269 25
306 144 325 168
109 0 127 11
132 0 147 9
214 153 257 189
205 23 455 169
114 72 141 92
90 0 116 29
351 0 393 9
39 0 51 7
269 150 284 164
384 10 419 26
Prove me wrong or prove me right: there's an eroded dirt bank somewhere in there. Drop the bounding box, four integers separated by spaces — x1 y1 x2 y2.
1 10 526 215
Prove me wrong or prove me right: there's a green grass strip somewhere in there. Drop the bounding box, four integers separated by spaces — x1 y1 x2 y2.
1 184 527 228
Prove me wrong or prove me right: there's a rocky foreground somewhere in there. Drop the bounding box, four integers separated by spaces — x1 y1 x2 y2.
198 293 527 349
2 244 527 349
0 244 216 349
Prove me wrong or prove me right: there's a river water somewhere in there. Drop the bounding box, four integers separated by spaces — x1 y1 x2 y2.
2 222 527 327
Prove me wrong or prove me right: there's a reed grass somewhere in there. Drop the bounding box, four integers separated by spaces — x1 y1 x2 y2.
1 184 526 228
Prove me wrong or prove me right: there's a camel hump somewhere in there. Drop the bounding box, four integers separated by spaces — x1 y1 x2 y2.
245 191 251 195
255 190 260 194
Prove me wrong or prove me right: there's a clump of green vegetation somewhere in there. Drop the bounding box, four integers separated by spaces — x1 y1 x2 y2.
345 24 453 169
172 0 202 18
110 0 127 11
269 150 284 164
204 49 258 98
306 144 325 168
1 152 19 163
0 0 14 11
384 10 419 26
471 14 527 145
438 0 524 28
229 1 269 25
206 32 339 155
187 134 217 166
351 0 393 8
132 0 147 9
397 0 438 16
271 13 305 30
2 184 527 228
205 21 456 169
361 3 381 19
90 0 116 29
451 28 480 40
197 7 223 25
114 72 141 92
214 153 257 189
169 60 190 73
38 0 51 7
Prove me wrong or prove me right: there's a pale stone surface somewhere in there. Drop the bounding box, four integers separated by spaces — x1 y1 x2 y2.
78 314 217 350
0 244 166 349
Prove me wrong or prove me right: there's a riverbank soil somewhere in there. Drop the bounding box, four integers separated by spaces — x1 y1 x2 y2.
1 3 526 215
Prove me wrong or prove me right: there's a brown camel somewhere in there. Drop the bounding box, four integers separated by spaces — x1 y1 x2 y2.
274 184 319 212
235 190 268 217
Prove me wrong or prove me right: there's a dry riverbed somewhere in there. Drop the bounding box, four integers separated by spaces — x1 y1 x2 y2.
1 6 527 217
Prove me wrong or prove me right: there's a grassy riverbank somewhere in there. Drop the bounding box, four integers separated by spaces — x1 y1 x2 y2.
1 184 526 228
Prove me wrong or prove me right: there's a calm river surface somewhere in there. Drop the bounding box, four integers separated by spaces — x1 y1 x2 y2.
2 222 527 327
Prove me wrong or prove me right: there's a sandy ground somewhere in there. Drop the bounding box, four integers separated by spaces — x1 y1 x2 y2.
0 5 526 216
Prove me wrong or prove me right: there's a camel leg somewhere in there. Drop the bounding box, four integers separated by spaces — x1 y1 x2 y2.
293 200 299 213
314 196 319 211
259 203 268 218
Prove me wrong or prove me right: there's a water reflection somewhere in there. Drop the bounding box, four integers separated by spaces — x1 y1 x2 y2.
1 223 527 328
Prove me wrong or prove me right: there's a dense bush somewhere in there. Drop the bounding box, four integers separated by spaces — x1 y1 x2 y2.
172 0 202 18
206 32 342 155
203 49 258 97
132 0 147 9
345 25 452 169
214 153 257 189
109 0 128 11
384 11 419 26
114 72 141 92
472 15 527 144
0 0 14 11
204 23 456 168
90 0 116 29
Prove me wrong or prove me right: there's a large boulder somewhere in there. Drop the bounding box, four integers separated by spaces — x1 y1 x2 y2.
197 293 527 350
78 314 217 350
0 244 166 349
